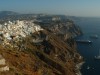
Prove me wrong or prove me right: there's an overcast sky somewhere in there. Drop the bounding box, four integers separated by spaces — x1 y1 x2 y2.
0 0 100 17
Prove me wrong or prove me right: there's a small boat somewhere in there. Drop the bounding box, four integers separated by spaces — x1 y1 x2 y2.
90 35 98 39
76 40 92 43
95 50 100 59
87 66 90 69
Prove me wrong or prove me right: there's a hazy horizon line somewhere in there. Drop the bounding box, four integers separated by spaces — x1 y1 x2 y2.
1 10 100 18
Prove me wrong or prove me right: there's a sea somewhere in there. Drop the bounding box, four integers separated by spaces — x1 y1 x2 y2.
74 18 100 75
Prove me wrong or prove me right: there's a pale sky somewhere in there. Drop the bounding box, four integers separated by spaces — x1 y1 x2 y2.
0 0 100 17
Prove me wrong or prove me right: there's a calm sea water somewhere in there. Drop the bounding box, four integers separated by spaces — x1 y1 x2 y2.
74 18 100 75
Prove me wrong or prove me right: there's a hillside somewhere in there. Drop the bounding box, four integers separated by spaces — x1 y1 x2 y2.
0 16 83 75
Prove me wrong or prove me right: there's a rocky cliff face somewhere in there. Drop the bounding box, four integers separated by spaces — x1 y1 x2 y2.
0 19 83 75
35 17 82 41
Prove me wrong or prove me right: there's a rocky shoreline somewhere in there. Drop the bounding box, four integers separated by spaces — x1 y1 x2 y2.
76 62 85 75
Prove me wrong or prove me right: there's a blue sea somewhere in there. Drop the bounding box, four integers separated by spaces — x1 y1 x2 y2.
74 18 100 75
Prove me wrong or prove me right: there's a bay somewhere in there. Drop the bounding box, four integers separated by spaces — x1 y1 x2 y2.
74 18 100 75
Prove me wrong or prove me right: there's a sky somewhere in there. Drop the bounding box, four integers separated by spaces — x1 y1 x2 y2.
0 0 100 17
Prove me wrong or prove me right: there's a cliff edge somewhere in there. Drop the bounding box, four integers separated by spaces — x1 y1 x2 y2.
0 18 83 75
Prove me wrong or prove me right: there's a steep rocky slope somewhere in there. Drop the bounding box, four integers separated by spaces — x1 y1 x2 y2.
0 20 83 75
35 17 82 41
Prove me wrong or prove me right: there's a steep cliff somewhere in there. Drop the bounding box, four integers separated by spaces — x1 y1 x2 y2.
0 20 83 75
35 17 82 41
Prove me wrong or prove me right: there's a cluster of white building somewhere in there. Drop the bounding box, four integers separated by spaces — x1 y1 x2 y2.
0 20 43 46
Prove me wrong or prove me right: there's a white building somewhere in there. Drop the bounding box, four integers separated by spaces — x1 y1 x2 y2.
0 54 9 72
0 20 43 46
